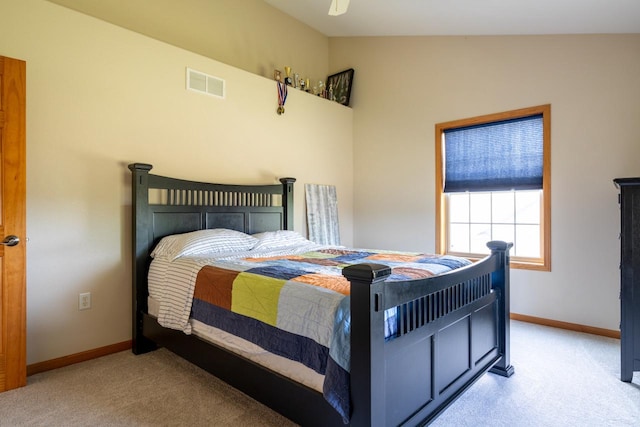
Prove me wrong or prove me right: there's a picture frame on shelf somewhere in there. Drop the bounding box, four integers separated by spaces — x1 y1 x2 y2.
327 68 354 106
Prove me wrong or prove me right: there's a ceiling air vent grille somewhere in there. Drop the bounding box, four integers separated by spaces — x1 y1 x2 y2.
186 67 225 99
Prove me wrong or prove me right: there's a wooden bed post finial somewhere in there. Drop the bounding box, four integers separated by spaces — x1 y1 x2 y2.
128 163 153 172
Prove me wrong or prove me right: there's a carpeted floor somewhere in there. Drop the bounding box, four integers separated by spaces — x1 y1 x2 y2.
431 321 640 426
0 346 296 426
1 321 639 426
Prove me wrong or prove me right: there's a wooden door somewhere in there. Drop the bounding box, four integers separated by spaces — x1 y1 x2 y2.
0 55 27 392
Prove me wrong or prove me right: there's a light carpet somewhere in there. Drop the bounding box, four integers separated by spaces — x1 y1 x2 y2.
432 321 640 427
0 347 296 426
0 320 638 426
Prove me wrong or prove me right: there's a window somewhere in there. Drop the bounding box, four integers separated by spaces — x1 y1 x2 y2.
435 105 551 271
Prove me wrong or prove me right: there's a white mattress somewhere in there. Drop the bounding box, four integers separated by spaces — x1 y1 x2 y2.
147 295 324 393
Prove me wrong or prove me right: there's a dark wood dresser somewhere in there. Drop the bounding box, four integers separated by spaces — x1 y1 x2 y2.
614 177 640 382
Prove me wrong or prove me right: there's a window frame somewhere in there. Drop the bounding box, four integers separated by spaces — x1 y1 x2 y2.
435 105 551 271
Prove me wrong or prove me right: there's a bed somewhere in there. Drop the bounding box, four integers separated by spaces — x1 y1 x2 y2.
129 163 514 426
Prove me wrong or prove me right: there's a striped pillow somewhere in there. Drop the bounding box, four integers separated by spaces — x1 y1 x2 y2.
151 229 258 260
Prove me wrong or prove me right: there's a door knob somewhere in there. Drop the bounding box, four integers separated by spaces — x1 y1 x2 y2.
1 235 20 246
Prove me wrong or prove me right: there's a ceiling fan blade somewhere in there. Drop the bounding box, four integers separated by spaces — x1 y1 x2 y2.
328 0 350 16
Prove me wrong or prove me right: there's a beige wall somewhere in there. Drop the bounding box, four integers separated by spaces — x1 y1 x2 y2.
46 0 330 85
330 34 640 331
1 0 353 364
2 0 637 365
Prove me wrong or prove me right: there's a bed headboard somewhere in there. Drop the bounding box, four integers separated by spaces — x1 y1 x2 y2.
128 163 295 353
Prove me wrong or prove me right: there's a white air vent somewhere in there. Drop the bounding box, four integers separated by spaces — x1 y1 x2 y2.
186 68 225 99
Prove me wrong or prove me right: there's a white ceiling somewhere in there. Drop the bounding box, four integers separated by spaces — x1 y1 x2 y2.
264 0 640 37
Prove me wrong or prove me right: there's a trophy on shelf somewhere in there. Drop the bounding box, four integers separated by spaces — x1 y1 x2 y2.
284 66 293 86
318 80 325 97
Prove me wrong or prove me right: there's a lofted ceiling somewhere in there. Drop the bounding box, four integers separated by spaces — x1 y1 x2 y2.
264 0 640 37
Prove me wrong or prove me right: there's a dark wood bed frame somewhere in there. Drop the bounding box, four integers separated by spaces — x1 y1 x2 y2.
129 163 514 426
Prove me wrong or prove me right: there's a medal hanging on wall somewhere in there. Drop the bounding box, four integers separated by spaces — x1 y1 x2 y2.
277 80 288 115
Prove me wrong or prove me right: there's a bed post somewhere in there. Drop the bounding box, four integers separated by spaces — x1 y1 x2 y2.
128 163 156 355
343 263 392 427
279 177 296 230
487 240 515 377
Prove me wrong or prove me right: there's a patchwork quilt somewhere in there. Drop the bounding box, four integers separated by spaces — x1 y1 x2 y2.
182 248 471 423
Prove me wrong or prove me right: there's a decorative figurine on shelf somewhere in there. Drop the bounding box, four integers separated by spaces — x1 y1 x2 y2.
294 73 300 89
300 79 306 92
274 69 282 82
284 66 292 86
328 83 334 101
318 80 325 97
305 78 311 93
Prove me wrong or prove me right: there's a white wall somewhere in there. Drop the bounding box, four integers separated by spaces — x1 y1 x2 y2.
0 0 353 364
330 35 640 331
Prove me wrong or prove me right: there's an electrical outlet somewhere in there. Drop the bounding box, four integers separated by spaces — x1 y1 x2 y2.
79 292 91 310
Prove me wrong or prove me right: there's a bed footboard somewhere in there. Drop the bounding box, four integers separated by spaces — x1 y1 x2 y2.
344 241 513 426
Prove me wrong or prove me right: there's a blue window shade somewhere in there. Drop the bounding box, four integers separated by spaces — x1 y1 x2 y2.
444 114 544 192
